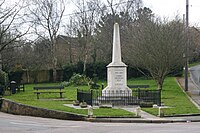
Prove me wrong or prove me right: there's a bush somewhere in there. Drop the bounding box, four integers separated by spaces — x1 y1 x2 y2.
8 64 23 85
63 62 107 81
90 74 100 89
69 73 91 86
62 65 74 81
0 70 9 95
63 62 84 81
85 62 107 79
90 82 100 89
60 81 70 87
0 70 9 86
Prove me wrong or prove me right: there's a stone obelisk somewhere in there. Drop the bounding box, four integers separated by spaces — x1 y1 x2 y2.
102 23 132 96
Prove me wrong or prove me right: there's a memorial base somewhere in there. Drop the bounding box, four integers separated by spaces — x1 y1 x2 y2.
102 87 132 97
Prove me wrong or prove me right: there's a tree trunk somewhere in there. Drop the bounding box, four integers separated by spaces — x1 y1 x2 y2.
52 56 57 82
69 42 72 64
157 83 162 90
92 45 97 64
53 68 57 82
157 77 164 90
83 53 88 75
0 53 2 70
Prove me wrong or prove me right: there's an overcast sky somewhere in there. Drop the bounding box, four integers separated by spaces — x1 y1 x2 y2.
64 0 200 27
143 0 200 27
5 0 200 40
7 0 200 27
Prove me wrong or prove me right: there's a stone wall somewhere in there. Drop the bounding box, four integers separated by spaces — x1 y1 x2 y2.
0 98 86 121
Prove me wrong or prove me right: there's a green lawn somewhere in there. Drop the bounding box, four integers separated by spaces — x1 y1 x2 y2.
3 83 134 117
3 77 200 117
142 77 200 116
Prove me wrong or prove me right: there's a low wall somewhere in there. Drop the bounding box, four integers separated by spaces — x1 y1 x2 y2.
0 98 86 121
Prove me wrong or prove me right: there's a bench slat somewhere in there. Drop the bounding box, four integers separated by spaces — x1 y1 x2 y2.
33 86 64 99
34 92 64 94
34 86 64 90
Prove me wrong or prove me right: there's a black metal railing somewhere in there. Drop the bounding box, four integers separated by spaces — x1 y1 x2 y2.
77 89 161 107
137 89 161 106
93 90 138 106
77 89 93 105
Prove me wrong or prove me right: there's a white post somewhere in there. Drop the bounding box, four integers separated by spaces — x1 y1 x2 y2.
135 106 141 117
158 107 164 117
88 106 93 118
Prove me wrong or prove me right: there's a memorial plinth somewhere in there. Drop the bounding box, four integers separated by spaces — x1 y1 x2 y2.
102 23 132 96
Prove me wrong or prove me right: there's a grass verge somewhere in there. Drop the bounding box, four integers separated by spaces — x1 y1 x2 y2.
189 62 200 68
142 77 200 116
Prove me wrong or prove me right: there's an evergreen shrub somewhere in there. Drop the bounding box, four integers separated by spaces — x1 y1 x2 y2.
69 73 91 86
8 64 23 85
0 70 9 95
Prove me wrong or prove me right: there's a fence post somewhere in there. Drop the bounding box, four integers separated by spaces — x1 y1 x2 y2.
158 90 161 106
138 88 140 105
88 105 93 118
101 83 104 91
77 88 79 102
158 107 164 117
90 89 93 106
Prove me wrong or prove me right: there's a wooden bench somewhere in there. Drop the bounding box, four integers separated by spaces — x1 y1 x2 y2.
33 86 64 99
128 85 150 89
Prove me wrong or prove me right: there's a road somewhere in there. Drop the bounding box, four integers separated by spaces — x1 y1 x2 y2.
190 65 200 88
0 112 200 133
188 65 200 103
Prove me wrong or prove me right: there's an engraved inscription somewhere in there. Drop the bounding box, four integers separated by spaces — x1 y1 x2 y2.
114 69 124 86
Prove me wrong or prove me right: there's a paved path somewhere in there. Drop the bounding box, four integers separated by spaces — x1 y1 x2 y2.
189 65 200 88
121 106 161 119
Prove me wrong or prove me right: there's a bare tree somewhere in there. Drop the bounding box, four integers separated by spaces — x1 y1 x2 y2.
106 0 142 22
94 0 142 63
187 27 200 62
71 0 105 73
28 0 65 82
63 18 74 64
127 15 186 90
0 0 28 70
